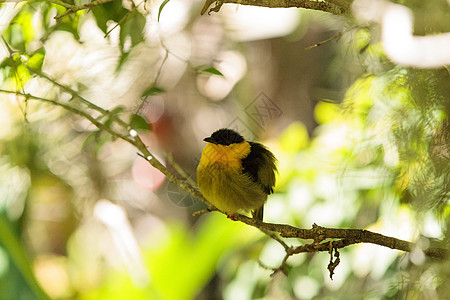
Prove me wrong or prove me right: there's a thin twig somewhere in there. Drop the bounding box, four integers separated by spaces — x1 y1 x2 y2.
104 9 135 38
154 48 169 87
305 32 343 50
259 227 290 251
136 47 171 114
165 152 197 187
271 252 290 276
192 209 212 217
1 36 28 121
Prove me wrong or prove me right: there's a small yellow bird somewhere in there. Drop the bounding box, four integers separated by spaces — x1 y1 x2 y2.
197 128 277 221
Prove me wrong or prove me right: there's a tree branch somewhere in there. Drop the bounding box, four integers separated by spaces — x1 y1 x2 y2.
201 0 349 16
46 0 116 19
232 215 449 260
1 80 448 278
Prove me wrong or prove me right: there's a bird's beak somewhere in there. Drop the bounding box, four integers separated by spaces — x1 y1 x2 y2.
203 137 216 144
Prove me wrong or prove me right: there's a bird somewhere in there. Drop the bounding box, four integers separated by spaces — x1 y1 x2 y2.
197 128 277 221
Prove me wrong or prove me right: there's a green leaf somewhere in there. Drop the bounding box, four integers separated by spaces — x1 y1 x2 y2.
116 51 130 72
82 131 97 149
314 101 339 124
119 12 146 50
158 0 171 22
130 114 150 132
14 10 35 48
130 14 146 46
95 132 113 153
55 21 81 41
82 130 113 155
110 105 125 115
145 214 258 300
0 58 15 82
91 1 129 34
198 66 224 77
0 215 51 300
91 5 109 33
4 24 26 53
27 48 46 72
15 64 32 88
279 122 309 153
116 12 146 70
104 118 114 129
141 86 166 97
54 14 80 42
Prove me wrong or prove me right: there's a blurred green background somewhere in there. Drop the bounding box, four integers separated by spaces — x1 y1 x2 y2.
0 0 449 299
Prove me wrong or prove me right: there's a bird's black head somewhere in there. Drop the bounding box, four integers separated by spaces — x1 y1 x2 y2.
204 128 245 146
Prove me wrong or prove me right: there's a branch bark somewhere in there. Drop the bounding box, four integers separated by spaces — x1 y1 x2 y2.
201 0 350 16
232 215 449 260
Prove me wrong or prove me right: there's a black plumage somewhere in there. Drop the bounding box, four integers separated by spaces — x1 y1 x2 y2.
242 142 276 195
205 128 245 145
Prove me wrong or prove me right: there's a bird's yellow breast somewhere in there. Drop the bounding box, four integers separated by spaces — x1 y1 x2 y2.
198 141 251 170
197 140 267 214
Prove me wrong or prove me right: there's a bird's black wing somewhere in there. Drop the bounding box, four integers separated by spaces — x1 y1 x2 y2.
241 142 277 195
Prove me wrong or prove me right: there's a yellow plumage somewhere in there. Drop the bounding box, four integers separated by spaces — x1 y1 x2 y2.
197 129 277 219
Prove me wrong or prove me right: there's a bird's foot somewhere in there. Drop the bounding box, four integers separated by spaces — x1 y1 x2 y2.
227 214 237 221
